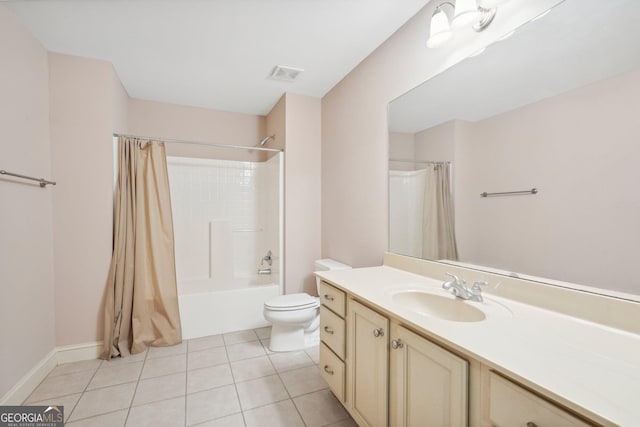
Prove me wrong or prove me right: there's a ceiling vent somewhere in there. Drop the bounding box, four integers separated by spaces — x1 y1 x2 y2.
269 65 304 82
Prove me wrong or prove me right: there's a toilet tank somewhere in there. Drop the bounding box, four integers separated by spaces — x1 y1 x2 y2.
314 259 351 294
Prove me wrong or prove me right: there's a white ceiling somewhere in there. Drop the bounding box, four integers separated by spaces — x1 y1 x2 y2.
6 0 429 116
389 0 640 133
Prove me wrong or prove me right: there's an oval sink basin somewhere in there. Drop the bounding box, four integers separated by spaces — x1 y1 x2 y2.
392 291 486 322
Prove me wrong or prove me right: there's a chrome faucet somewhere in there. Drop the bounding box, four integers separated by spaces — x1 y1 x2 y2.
442 273 487 302
257 268 272 275
261 250 272 266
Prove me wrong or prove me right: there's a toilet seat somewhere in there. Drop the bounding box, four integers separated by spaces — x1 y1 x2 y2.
264 293 319 311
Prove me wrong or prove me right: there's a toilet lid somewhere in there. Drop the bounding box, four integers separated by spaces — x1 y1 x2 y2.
265 293 319 311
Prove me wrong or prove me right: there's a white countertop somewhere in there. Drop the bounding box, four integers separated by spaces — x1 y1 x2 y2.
316 265 640 426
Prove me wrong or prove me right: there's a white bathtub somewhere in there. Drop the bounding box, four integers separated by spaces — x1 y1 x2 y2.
178 275 280 340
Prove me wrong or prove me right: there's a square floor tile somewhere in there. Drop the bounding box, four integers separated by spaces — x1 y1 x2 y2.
194 413 245 427
293 389 350 427
188 335 224 353
268 351 313 373
27 392 82 417
102 350 147 366
226 341 266 362
141 354 186 379
49 359 103 377
126 396 185 427
188 346 228 370
235 374 289 410
86 362 143 390
133 372 186 407
187 364 234 394
260 339 275 355
69 382 136 422
186 384 240 426
223 330 259 345
279 365 327 397
324 419 358 427
66 409 128 427
243 400 304 427
254 327 271 340
230 356 275 382
26 371 94 403
305 345 320 364
147 341 187 359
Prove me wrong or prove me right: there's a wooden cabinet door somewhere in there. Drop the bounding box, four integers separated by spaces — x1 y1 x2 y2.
390 324 469 427
347 299 389 427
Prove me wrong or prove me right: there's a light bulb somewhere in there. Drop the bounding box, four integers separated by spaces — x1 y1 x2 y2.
452 0 482 29
427 8 453 48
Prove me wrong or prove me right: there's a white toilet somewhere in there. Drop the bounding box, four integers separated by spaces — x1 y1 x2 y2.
263 259 351 352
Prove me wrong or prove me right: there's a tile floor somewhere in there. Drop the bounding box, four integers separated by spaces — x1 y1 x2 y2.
24 327 357 427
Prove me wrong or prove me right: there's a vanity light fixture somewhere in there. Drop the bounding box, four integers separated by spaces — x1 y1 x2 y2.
427 0 508 48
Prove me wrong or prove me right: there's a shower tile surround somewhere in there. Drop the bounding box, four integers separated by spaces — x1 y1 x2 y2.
167 156 280 283
24 327 356 427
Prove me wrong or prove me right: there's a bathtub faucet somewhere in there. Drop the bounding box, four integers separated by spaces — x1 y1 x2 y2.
261 250 273 266
257 268 271 275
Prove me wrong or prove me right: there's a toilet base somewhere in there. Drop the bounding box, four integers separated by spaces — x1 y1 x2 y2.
269 324 319 352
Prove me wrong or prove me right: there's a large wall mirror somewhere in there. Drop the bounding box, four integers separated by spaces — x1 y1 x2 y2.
388 0 640 299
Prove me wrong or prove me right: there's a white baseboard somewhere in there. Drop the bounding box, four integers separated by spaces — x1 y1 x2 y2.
0 349 58 406
0 341 103 406
56 341 103 365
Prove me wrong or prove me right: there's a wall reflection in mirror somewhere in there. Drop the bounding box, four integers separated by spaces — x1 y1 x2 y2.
388 0 640 298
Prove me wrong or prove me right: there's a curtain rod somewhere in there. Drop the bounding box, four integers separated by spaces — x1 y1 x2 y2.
113 133 283 153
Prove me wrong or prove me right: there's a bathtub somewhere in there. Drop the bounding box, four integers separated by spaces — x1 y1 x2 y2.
178 275 280 340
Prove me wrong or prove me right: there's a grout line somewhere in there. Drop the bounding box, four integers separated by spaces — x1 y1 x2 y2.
262 337 310 427
222 334 247 427
64 359 105 422
65 408 128 426
122 348 150 427
29 329 357 427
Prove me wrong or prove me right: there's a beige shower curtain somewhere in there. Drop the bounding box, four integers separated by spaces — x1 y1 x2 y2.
422 163 459 261
101 137 182 359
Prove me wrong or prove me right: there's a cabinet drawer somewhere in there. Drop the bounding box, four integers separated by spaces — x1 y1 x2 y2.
320 305 346 359
489 372 592 427
320 342 346 403
319 281 346 317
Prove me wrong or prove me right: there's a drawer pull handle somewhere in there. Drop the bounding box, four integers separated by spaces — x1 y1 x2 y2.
323 294 335 301
526 423 538 427
323 365 334 375
373 328 384 337
391 339 404 349
324 326 334 334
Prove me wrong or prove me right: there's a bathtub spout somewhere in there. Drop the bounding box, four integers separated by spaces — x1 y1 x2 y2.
257 268 272 275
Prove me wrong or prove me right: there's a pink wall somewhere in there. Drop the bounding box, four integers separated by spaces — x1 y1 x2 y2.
128 98 266 162
266 95 285 151
0 6 56 399
415 121 456 162
283 94 322 295
321 0 562 268
48 53 129 346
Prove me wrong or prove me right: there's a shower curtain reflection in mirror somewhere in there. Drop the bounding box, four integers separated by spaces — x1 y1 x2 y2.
389 162 458 261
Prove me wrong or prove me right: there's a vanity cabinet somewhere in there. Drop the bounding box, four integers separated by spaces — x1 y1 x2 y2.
347 299 389 427
319 281 347 403
390 323 468 427
317 263 616 427
487 372 593 427
345 299 468 427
